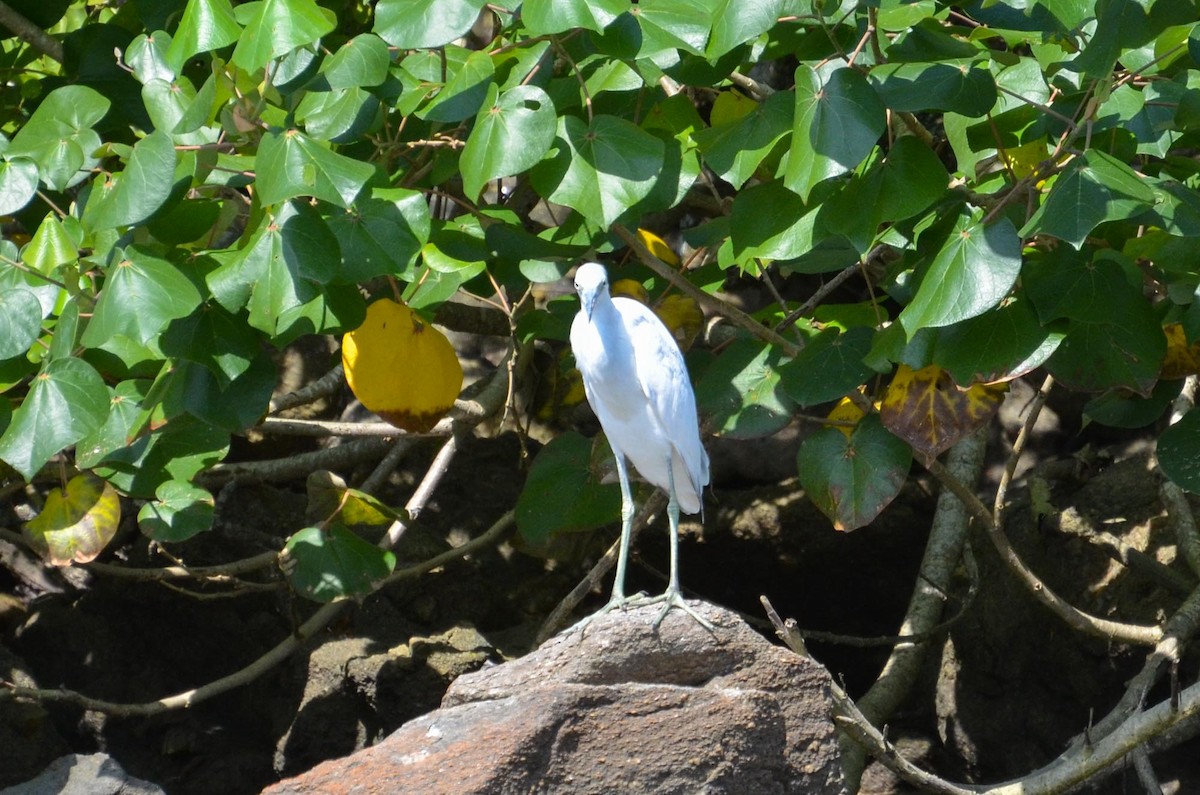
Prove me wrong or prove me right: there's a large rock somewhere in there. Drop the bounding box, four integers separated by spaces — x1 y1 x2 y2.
265 602 847 795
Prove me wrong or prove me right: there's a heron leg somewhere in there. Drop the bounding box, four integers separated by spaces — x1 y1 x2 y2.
645 455 714 632
565 451 647 637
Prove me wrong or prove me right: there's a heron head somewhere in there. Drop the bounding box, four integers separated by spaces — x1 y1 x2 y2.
574 262 609 321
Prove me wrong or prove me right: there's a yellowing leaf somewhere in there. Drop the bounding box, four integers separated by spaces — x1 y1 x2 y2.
611 278 650 304
342 299 463 432
710 90 758 127
1162 323 1200 379
656 293 703 350
1001 138 1049 182
825 396 867 438
636 228 680 266
24 473 121 566
880 364 1005 464
306 470 405 527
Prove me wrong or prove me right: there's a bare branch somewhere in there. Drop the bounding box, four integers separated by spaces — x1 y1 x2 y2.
0 0 63 62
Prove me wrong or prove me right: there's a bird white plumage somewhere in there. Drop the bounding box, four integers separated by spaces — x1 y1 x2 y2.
570 261 712 630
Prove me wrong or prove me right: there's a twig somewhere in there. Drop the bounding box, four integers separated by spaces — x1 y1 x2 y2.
86 551 279 582
926 456 1162 646
612 224 801 357
255 418 428 437
1132 747 1164 795
382 509 514 587
269 363 345 413
775 259 863 334
727 70 772 100
201 437 394 484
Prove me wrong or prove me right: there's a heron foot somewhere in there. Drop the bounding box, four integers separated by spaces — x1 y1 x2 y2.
641 589 715 633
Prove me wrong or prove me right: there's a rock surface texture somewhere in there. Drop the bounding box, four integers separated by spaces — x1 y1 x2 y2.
264 601 847 795
0 753 166 795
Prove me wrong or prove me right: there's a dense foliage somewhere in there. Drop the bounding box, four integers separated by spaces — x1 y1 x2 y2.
4 0 1200 791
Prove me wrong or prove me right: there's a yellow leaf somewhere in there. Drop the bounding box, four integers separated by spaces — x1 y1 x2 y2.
636 228 680 266
1162 323 1200 379
710 90 757 127
1001 138 1048 181
611 278 650 304
825 396 867 438
342 299 463 432
655 293 703 351
880 364 1005 464
24 474 121 566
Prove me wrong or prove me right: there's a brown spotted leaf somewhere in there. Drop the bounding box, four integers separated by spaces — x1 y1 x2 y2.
880 364 1004 464
23 473 121 566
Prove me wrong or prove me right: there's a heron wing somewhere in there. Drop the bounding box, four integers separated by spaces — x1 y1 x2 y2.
612 297 709 496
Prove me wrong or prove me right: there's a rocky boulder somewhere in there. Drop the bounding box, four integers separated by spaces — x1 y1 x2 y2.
265 601 847 795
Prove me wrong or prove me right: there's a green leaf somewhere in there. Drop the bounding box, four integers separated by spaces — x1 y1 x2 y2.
695 340 795 439
0 358 111 480
165 0 242 70
933 296 1064 386
296 86 380 143
899 212 1021 333
707 0 783 59
1085 379 1180 430
230 0 335 73
374 0 487 49
778 326 874 407
1025 252 1165 395
6 86 110 191
693 90 792 189
206 201 341 337
23 213 77 275
521 0 626 34
1021 149 1156 248
822 137 948 253
419 49 495 123
461 84 557 200
0 289 43 359
531 114 665 228
325 187 431 282
125 31 176 84
81 247 202 347
869 60 998 116
162 352 275 431
76 379 150 469
284 525 396 602
137 480 215 541
0 157 38 215
84 130 178 230
515 431 622 544
797 414 912 532
255 128 375 208
306 470 403 527
23 473 121 565
631 0 711 55
785 65 886 200
94 415 229 498
159 302 262 385
320 33 390 89
1158 409 1200 493
728 180 814 262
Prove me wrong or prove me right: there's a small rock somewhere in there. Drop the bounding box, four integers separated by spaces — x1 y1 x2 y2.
0 753 164 795
265 602 847 795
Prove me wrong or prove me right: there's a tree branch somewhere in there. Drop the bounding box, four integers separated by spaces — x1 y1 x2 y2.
0 0 63 63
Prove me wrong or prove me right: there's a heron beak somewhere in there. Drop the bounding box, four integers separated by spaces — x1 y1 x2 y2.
581 289 598 321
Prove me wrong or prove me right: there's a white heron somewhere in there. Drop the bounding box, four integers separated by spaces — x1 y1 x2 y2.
570 261 712 630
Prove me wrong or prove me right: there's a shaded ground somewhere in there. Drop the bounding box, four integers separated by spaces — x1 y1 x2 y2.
3 413 1199 793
